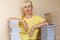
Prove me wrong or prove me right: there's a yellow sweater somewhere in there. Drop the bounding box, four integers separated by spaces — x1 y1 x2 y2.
19 15 45 40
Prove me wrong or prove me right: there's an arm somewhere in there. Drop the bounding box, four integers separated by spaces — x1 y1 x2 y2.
22 20 29 31
7 17 29 31
29 21 48 37
32 21 48 28
7 17 21 22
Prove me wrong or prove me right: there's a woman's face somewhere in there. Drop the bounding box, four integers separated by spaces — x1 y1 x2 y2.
23 2 32 15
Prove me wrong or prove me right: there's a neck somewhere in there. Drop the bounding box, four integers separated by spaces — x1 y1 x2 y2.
24 14 32 19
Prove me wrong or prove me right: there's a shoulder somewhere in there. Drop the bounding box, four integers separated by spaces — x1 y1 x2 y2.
34 15 45 20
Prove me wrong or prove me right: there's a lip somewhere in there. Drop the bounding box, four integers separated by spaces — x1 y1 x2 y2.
26 10 30 12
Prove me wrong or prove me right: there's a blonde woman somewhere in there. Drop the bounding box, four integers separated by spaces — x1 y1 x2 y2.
7 0 48 40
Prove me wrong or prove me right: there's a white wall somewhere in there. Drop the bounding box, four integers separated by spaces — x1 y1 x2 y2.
0 0 23 40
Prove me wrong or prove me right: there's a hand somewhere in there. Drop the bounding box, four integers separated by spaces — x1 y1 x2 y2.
18 19 29 31
19 19 25 23
7 17 29 31
21 19 29 31
29 26 35 37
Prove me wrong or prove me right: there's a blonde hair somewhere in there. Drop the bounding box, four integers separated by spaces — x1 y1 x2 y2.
24 0 33 8
22 0 33 19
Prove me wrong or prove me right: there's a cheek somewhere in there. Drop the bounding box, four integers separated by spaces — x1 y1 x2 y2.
28 7 32 10
23 8 26 12
29 8 32 12
29 7 32 11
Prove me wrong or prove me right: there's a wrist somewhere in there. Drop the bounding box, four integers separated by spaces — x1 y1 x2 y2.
32 26 35 31
33 25 37 29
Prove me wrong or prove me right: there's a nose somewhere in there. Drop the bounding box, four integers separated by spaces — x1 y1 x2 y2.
27 6 29 9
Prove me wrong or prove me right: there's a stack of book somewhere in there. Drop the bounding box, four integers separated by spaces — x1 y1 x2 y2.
9 20 21 40
41 25 55 40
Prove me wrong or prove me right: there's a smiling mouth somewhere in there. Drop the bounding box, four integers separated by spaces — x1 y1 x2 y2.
27 11 30 12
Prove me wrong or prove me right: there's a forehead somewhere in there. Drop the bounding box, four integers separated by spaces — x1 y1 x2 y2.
23 2 31 7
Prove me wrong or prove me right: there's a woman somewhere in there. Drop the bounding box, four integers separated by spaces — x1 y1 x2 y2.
7 0 48 40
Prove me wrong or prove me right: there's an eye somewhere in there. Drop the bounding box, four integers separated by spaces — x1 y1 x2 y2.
28 5 31 7
24 6 27 8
